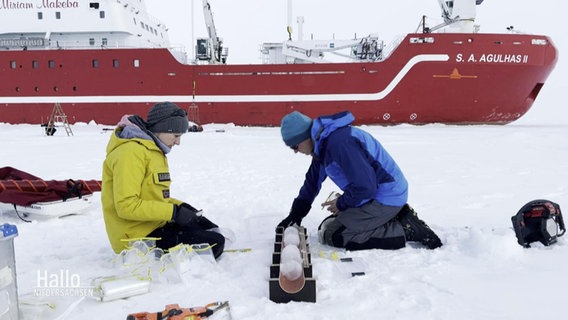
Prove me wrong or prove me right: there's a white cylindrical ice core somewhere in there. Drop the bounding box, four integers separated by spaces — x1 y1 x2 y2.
283 232 300 247
284 226 299 237
280 260 303 281
281 244 302 264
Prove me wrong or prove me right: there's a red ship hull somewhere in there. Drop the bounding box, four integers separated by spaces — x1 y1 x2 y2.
0 33 557 126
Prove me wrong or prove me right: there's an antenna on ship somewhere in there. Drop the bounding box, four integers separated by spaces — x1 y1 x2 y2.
191 0 195 63
287 0 293 40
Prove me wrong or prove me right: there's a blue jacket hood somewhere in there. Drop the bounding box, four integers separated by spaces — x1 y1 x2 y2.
312 111 355 158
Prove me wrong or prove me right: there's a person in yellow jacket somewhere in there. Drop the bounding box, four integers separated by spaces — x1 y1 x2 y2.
102 102 225 259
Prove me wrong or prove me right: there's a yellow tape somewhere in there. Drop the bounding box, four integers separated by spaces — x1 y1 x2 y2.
120 237 161 242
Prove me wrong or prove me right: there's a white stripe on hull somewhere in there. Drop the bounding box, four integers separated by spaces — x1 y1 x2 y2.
0 54 448 104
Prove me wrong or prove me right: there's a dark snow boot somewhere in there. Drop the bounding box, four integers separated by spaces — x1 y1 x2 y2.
397 204 442 249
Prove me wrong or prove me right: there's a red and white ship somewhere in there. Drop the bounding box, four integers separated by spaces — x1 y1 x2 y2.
0 0 558 126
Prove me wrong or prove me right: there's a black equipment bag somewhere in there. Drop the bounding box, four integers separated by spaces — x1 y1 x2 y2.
511 199 565 247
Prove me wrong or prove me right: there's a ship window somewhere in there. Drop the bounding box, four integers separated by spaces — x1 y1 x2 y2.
48 60 55 68
32 60 39 69
37 12 43 19
89 38 95 46
102 38 108 46
34 87 40 92
113 59 119 68
100 11 105 19
92 59 99 68
133 59 140 68
55 12 61 19
89 3 100 9
10 61 16 69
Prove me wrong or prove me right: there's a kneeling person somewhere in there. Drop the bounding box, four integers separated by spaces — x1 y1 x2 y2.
102 102 225 259
277 111 442 250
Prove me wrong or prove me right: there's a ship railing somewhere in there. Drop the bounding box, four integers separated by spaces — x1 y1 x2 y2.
3 37 191 64
167 45 189 64
381 35 406 60
39 38 173 51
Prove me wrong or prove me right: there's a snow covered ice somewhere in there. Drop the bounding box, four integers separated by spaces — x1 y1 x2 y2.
1 0 568 319
2 114 567 319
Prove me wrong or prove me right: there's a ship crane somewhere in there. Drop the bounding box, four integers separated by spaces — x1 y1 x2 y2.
196 0 228 64
427 0 484 33
266 1 383 64
282 35 383 64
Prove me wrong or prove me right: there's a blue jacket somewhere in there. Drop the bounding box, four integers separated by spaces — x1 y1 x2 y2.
297 111 408 211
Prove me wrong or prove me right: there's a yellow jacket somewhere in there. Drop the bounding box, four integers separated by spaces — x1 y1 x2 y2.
102 127 182 253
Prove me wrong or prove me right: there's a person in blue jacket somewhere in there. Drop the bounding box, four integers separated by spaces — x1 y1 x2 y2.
277 111 442 250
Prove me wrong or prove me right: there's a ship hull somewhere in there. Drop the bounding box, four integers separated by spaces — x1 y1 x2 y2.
0 33 558 126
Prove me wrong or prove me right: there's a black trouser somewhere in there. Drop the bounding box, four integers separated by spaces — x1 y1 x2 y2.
148 217 225 259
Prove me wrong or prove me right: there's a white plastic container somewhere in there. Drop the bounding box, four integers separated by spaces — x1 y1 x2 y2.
0 223 19 320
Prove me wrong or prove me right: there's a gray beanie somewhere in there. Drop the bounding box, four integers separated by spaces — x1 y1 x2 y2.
147 102 189 134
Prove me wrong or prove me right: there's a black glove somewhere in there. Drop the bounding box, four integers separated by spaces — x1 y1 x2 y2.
277 198 312 228
180 202 200 212
172 203 201 226
197 216 219 230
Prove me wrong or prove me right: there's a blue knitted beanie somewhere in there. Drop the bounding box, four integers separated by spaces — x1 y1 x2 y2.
280 111 313 147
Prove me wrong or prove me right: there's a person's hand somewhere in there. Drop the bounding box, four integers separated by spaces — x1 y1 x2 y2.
321 197 340 215
277 214 302 229
277 198 311 229
172 203 202 226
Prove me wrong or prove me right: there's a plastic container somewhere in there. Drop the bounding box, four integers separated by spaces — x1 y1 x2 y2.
0 223 19 320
